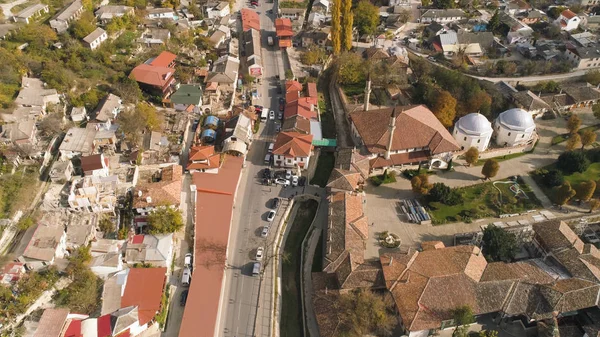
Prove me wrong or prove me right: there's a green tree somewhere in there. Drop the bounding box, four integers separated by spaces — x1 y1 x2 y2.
98 216 115 234
433 0 455 8
479 330 499 337
557 151 590 174
118 103 162 144
589 198 600 213
301 47 327 65
411 174 431 195
431 90 457 128
147 207 184 234
567 114 581 134
581 130 597 149
566 133 581 150
71 12 97 39
337 52 366 84
353 1 379 36
481 159 499 180
16 216 34 231
341 0 353 52
464 147 479 166
488 10 500 33
482 224 518 262
452 305 474 326
331 0 341 54
593 102 600 120
114 77 142 104
585 70 600 86
552 181 576 207
575 180 596 202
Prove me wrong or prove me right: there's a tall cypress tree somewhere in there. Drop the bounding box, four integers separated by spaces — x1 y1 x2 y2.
331 0 341 54
341 0 353 51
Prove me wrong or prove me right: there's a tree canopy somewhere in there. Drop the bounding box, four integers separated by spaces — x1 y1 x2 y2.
118 103 162 144
557 151 590 174
431 89 457 128
552 181 576 206
581 130 597 149
567 115 581 135
575 180 596 202
147 207 185 234
411 174 431 195
353 1 379 36
336 289 397 336
337 52 366 84
481 159 500 180
482 224 518 262
464 147 479 166
566 133 581 150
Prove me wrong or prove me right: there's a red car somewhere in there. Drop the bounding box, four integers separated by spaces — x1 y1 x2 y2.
279 103 284 111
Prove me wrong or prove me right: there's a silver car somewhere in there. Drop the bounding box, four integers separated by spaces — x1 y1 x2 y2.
261 226 270 237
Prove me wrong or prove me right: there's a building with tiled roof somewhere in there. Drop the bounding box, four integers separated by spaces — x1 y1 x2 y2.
121 267 167 326
187 145 220 173
275 18 293 48
241 8 260 31
554 9 580 31
326 148 369 192
130 51 177 99
272 131 313 168
510 90 551 118
124 233 173 268
376 220 600 336
132 164 182 213
350 105 460 173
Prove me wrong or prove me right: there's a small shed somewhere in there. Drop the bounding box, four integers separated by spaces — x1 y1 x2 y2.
201 129 216 143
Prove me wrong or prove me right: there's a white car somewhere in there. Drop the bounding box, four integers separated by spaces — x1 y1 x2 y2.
261 226 270 238
256 247 264 261
269 110 275 120
184 253 192 268
292 175 298 187
274 178 290 187
267 210 276 222
285 169 292 180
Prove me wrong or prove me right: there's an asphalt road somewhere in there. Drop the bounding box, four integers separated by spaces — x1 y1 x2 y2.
218 2 292 336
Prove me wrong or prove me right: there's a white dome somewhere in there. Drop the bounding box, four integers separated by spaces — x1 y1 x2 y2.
456 113 492 136
498 108 535 131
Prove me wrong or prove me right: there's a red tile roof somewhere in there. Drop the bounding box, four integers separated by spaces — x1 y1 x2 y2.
275 18 294 37
561 9 577 19
130 64 175 88
132 164 183 208
286 80 303 92
80 154 105 172
179 156 243 337
279 38 292 48
97 314 112 337
149 51 176 68
241 9 260 31
131 234 144 244
273 131 313 158
307 82 318 104
187 145 220 171
63 319 82 337
284 98 316 120
286 89 301 104
121 267 167 326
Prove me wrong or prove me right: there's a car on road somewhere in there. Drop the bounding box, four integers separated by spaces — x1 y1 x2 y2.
254 105 263 112
261 226 270 237
252 262 261 276
275 178 289 186
299 176 306 186
279 97 285 105
184 253 192 268
182 267 191 286
268 142 274 153
427 56 437 62
266 210 276 222
271 197 280 209
262 168 271 178
292 176 298 187
269 110 275 120
285 170 292 180
275 125 281 133
278 112 283 119
279 103 284 111
256 247 264 261
180 290 189 306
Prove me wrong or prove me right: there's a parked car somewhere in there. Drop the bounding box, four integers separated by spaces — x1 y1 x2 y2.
262 168 271 178
279 103 284 111
275 125 281 133
271 197 280 209
269 110 275 120
184 253 192 268
427 56 437 63
292 176 298 187
261 226 270 237
180 290 189 306
299 176 306 187
285 170 292 180
254 105 263 112
278 112 283 119
256 246 264 261
253 262 261 275
267 210 276 222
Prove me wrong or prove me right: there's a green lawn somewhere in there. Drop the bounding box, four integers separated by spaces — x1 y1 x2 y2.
310 152 334 187
341 82 365 100
552 125 600 145
427 179 542 224
564 162 600 186
474 152 528 166
281 200 319 337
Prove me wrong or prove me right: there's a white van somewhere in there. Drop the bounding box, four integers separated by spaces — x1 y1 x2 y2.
261 108 269 122
184 253 192 268
252 262 261 276
268 143 274 153
182 267 192 286
264 154 271 164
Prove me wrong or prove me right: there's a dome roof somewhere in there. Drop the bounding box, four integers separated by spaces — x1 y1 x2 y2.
456 113 492 135
498 108 535 131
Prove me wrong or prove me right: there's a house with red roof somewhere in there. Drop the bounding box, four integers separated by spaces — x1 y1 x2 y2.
187 145 220 173
31 308 89 337
282 80 321 137
272 131 314 168
241 8 260 31
130 51 178 100
554 9 580 31
0 262 25 284
275 18 293 48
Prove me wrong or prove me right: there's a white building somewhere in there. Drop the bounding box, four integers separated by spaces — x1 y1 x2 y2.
453 113 493 152
206 1 230 19
494 108 536 147
146 7 176 20
555 9 581 31
83 27 107 50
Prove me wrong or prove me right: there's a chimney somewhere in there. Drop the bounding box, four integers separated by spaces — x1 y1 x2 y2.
385 108 399 160
389 256 394 266
364 75 372 111
146 196 152 203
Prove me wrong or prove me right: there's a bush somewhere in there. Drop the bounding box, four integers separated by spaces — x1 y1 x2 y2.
586 148 600 162
427 183 461 205
557 151 590 174
543 169 564 187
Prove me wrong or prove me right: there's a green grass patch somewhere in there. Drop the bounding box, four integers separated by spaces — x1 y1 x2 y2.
311 232 323 273
341 82 365 98
309 152 334 187
253 118 260 134
370 171 397 186
317 69 337 140
281 199 319 337
552 124 600 145
427 179 542 224
474 152 528 166
0 166 41 218
279 0 308 7
564 162 600 186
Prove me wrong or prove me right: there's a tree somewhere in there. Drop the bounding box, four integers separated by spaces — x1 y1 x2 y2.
71 12 97 39
397 9 412 24
488 10 500 33
337 52 366 84
575 180 596 202
452 305 474 326
479 330 499 337
301 47 327 65
37 111 65 141
567 115 581 135
98 216 115 234
353 1 379 36
482 224 518 262
114 77 142 104
557 151 590 174
464 147 479 166
581 130 597 149
336 289 397 336
585 70 600 86
118 103 162 144
341 0 353 51
593 103 600 121
552 181 576 207
431 90 457 128
243 74 255 85
427 183 461 205
433 0 455 8
543 170 564 187
147 207 184 234
411 174 431 195
481 159 499 180
589 199 600 213
566 133 581 150
331 0 341 54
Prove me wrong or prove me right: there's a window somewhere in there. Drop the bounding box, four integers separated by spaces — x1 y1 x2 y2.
464 137 467 141
508 132 511 136
477 139 481 143
522 134 525 138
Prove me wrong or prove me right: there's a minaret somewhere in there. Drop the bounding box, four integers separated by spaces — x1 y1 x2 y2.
385 108 398 160
364 74 372 111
